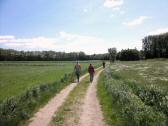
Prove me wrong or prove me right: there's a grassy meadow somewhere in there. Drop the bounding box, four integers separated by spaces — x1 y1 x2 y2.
110 59 168 92
0 61 100 102
0 61 101 126
98 59 168 126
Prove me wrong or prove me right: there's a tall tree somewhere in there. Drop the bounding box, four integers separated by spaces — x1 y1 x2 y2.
142 32 168 58
108 48 117 63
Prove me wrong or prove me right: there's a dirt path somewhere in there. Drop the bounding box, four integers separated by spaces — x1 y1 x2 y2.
28 73 89 126
78 69 105 126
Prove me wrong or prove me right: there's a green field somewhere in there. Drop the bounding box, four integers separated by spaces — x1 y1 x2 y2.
99 59 168 126
110 59 168 92
1 59 168 126
0 61 100 102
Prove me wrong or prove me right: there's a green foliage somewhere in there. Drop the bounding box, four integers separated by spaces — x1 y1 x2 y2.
0 48 109 61
104 67 167 126
97 73 124 126
0 61 101 126
0 61 101 102
109 60 168 118
108 48 117 63
0 67 94 126
117 49 140 61
142 32 168 58
127 80 168 117
0 73 74 126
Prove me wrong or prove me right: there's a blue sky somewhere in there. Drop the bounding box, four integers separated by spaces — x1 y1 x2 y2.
0 0 168 54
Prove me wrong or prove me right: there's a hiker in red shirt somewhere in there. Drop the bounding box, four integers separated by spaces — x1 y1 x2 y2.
88 64 95 83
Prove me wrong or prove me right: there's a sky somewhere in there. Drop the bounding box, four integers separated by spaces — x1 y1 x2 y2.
0 0 168 54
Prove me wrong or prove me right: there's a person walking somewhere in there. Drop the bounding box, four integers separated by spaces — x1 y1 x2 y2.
74 61 81 83
102 61 106 69
88 64 95 83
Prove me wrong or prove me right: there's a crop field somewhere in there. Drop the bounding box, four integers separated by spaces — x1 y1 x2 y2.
99 59 168 126
0 61 100 102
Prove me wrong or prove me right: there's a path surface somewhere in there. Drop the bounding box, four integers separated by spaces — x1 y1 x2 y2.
78 69 105 126
28 73 89 126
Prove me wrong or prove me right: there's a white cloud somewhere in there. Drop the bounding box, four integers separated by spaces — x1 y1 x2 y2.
0 35 15 43
123 16 151 27
59 31 76 41
148 28 168 35
0 32 143 54
57 32 111 54
104 0 124 10
0 35 15 39
0 36 59 50
0 32 111 54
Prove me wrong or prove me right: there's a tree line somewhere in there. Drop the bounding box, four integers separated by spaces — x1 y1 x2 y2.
1 32 168 61
109 32 168 61
142 32 168 58
108 48 143 61
116 49 142 61
0 48 109 61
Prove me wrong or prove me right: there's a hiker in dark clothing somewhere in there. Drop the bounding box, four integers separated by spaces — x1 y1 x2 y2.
74 61 81 83
102 61 106 69
88 64 95 83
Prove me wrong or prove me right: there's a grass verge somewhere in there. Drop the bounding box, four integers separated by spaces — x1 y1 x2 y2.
97 72 125 126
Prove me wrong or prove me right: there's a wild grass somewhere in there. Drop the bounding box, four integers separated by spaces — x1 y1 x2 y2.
110 59 168 92
97 72 124 126
0 61 100 102
99 59 168 126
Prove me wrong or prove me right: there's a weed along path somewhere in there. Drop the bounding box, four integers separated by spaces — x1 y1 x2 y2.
78 69 105 126
28 67 102 126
